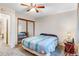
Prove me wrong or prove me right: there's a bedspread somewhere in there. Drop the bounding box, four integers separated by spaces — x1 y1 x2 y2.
22 35 58 56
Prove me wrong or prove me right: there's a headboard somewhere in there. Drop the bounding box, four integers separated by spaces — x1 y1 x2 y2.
40 33 58 38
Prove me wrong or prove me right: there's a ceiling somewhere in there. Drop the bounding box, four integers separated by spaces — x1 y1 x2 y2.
0 3 77 19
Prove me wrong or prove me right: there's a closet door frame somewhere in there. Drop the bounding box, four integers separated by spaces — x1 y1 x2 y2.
17 18 35 44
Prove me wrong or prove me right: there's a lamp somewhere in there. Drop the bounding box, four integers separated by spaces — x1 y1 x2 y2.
66 32 74 43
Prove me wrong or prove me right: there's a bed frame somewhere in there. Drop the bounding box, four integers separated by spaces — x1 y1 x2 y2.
22 45 46 56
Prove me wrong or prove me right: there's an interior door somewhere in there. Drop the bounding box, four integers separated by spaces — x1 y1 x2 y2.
18 20 26 32
28 21 34 36
3 17 9 44
3 19 8 44
0 13 10 45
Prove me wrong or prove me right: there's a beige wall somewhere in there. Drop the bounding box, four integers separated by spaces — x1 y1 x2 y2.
35 10 77 43
16 13 35 21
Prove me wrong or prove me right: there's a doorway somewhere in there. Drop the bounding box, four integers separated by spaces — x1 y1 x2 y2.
0 13 10 45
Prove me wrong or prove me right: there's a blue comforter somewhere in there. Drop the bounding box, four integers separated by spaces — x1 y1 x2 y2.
22 35 58 56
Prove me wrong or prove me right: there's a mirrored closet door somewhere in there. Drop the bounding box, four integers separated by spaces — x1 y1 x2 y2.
28 21 34 36
17 18 35 43
18 20 27 33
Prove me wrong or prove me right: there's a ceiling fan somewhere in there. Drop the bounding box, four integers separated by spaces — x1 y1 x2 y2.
21 3 45 13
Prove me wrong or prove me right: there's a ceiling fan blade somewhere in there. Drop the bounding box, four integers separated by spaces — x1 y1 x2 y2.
26 7 32 12
21 3 34 9
35 6 45 8
21 3 29 6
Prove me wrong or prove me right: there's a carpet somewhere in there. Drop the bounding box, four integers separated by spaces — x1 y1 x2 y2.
0 39 34 56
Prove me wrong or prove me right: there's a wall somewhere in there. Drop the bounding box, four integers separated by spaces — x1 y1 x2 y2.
35 10 77 43
16 13 35 21
76 4 79 44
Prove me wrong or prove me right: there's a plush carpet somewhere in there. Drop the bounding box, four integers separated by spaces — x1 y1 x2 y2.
0 39 34 56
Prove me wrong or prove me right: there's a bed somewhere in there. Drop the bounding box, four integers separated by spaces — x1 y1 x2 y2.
22 33 59 56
